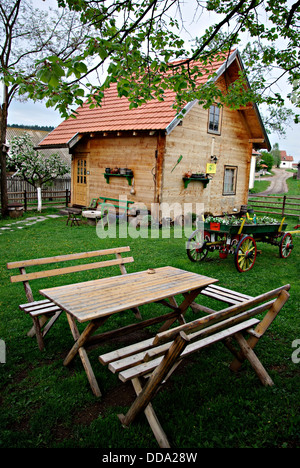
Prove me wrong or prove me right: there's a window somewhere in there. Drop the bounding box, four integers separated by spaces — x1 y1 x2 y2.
208 104 221 134
77 159 87 184
223 166 237 195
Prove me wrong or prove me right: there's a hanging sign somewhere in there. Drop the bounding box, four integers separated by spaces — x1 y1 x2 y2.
206 163 216 174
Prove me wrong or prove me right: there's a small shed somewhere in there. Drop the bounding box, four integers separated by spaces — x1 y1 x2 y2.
38 50 270 218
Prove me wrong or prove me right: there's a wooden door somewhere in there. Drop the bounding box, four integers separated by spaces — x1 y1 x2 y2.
73 155 88 206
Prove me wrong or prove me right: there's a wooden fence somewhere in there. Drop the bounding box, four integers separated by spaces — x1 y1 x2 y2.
248 195 300 219
0 176 71 210
4 189 71 211
6 189 71 210
6 175 70 194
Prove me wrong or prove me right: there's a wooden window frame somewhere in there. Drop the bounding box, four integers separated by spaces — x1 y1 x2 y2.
76 158 87 185
223 165 238 195
207 104 222 135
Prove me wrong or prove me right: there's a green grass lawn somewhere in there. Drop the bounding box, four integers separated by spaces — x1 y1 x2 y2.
0 206 299 449
249 179 271 194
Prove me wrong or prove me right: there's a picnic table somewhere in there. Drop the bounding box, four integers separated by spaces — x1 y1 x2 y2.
39 266 218 396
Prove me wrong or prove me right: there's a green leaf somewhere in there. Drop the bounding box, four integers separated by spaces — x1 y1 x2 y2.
74 61 88 74
52 63 65 78
37 68 52 84
48 74 60 88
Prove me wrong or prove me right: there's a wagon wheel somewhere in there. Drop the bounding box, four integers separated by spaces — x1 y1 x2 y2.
235 235 257 273
279 232 293 258
230 235 241 251
186 230 210 262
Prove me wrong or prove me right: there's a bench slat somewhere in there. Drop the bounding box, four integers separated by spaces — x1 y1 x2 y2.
200 290 243 304
200 287 252 304
19 299 52 309
10 256 134 283
20 301 60 312
6 246 131 269
203 284 253 300
109 342 170 374
198 284 254 306
117 318 260 382
29 306 61 317
99 338 155 365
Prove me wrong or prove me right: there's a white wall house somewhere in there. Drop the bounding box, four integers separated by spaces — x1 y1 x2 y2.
280 151 294 169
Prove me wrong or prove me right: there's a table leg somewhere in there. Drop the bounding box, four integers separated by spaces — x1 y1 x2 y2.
64 314 105 397
158 287 204 332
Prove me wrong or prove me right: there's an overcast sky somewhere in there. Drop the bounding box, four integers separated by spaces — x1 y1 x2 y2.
4 0 300 163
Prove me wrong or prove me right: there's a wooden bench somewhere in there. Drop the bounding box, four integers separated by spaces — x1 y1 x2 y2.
86 196 135 220
7 246 139 351
99 284 290 448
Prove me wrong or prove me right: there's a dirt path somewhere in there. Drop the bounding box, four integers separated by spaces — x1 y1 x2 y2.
252 168 292 196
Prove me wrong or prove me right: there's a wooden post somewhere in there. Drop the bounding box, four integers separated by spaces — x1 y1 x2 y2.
282 195 286 216
24 190 27 212
118 331 189 427
152 132 166 223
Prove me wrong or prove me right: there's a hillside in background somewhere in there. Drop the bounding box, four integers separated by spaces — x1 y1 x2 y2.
8 124 54 132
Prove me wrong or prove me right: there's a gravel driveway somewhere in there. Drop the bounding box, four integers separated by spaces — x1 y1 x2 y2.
252 168 292 195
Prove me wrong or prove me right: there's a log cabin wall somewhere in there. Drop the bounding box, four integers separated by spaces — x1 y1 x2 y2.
70 132 159 209
162 77 252 217
70 73 262 216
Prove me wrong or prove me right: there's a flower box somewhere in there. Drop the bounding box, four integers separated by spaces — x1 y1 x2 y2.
210 222 221 231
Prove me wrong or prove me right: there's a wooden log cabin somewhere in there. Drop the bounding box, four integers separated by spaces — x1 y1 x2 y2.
38 50 270 218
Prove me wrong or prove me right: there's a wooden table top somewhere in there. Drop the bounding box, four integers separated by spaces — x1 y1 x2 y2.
39 266 217 323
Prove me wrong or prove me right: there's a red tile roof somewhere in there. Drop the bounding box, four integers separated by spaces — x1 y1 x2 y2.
280 151 294 161
39 53 236 148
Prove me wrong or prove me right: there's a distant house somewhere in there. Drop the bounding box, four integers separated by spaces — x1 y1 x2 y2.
38 50 270 217
280 151 294 169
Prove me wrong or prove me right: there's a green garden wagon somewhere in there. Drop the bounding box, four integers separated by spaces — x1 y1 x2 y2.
186 216 293 272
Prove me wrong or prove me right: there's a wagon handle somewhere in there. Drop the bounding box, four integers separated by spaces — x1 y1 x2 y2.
238 217 246 235
278 217 285 233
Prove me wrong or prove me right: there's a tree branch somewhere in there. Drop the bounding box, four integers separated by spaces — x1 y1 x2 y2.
286 0 300 28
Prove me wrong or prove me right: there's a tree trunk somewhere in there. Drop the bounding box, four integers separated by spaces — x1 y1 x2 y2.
37 186 42 212
0 85 9 218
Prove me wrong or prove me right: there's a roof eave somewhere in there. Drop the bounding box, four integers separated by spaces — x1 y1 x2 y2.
37 132 82 150
235 50 271 151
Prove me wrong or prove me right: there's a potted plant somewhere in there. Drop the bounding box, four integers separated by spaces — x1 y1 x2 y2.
219 248 228 259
